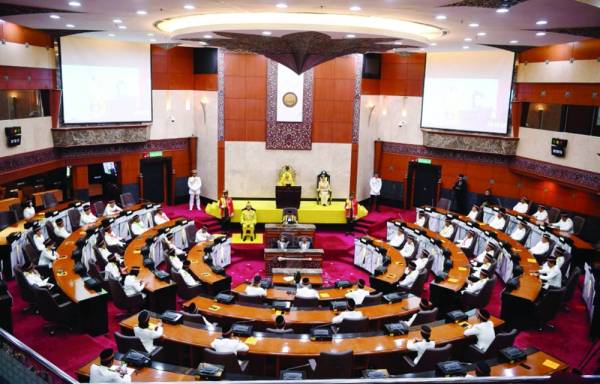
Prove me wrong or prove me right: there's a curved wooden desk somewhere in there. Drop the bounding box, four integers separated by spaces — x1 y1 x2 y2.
119 312 504 376
367 238 408 287
232 283 374 302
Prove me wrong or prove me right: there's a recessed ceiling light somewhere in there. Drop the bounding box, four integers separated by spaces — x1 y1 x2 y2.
68 1 81 7
419 47 426 51
345 34 356 38
394 40 403 45
262 31 272 35
536 20 548 25
108 33 115 37
435 15 447 20
203 34 212 39
183 4 195 10
118 25 127 30
150 38 156 42
536 31 546 36
276 3 288 8
496 7 509 13
468 23 479 28
65 24 75 28
113 19 122 23
350 6 361 11
49 14 60 19
464 37 472 42
136 10 147 15
430 42 437 46
510 40 519 44
147 33 154 36
198 41 207 45
477 32 486 36
462 45 470 49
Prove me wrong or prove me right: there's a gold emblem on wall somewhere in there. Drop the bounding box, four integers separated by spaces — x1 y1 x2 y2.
282 92 298 108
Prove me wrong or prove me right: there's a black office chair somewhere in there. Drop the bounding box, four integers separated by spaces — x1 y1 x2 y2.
409 269 429 297
563 267 581 312
203 348 248 373
519 225 532 246
572 216 585 235
31 286 75 335
0 211 17 231
436 198 452 211
14 266 38 313
461 276 496 311
114 331 164 360
42 193 58 209
23 243 40 266
548 207 561 224
9 203 24 221
401 343 452 373
120 192 136 208
293 296 320 307
236 292 264 305
361 292 383 306
184 223 198 248
107 279 144 318
311 350 353 379
88 264 109 292
534 286 567 331
463 328 518 362
44 221 62 246
68 209 81 230
536 239 555 265
411 307 439 326
171 271 203 300
336 317 369 333
94 201 106 217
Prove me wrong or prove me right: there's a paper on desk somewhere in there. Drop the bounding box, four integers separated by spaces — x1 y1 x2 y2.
110 366 135 376
527 258 537 263
542 359 560 370
448 278 459 283
244 337 258 345
319 293 330 298
283 276 294 282
208 305 221 311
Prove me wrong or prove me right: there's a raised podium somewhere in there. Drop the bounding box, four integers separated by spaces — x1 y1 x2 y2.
275 186 301 208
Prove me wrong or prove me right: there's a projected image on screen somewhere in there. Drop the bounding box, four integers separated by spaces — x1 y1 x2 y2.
60 36 152 124
421 50 515 134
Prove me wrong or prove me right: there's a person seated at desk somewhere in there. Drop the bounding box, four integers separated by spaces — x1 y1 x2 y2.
489 211 506 231
513 196 530 214
130 215 147 237
471 253 494 279
195 226 212 243
52 218 71 240
479 189 497 207
345 278 369 305
474 243 496 264
210 326 250 354
456 230 475 250
510 221 528 242
240 202 257 242
403 298 435 327
153 208 169 225
282 211 297 225
406 325 436 365
414 250 429 272
536 255 562 290
296 277 319 299
398 261 419 291
179 259 200 287
551 213 574 234
245 275 266 297
440 219 455 239
123 267 146 298
293 271 302 288
134 310 163 353
298 237 311 251
22 262 53 289
105 254 124 281
464 309 495 353
80 204 98 226
277 234 289 250
266 315 294 334
90 348 131 383
552 247 566 270
467 205 480 221
415 212 427 228
23 200 36 220
532 205 549 223
97 239 122 263
400 236 416 258
32 222 45 252
389 228 405 249
462 269 490 295
332 298 364 324
529 234 551 257
278 165 296 187
168 249 184 271
164 232 185 257
103 200 123 217
104 226 125 249
38 239 58 268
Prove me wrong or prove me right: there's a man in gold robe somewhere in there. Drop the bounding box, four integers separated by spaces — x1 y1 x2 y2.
240 202 257 241
278 165 296 186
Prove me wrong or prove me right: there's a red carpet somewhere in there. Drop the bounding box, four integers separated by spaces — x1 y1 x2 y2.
4 204 598 378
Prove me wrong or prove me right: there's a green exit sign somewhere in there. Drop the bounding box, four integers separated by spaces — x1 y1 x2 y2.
148 151 163 157
417 158 432 164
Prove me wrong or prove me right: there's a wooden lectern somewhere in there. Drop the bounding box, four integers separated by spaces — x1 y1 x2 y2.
275 186 301 208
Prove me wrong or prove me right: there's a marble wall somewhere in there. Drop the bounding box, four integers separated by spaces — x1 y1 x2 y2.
517 59 600 83
224 142 352 199
194 91 219 201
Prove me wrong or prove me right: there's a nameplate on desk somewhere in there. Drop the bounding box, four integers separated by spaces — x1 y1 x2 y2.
319 293 330 298
386 273 395 278
133 250 141 254
201 272 210 276
208 304 221 312
542 359 560 370
448 278 459 283
57 255 67 260
79 232 86 235
458 267 467 271
56 270 67 277
527 258 537 263
190 259 199 264
395 261 402 265
245 337 258 345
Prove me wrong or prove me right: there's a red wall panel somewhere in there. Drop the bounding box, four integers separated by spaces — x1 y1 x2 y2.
0 66 55 90
515 83 600 106
360 53 425 96
0 21 52 47
519 39 600 63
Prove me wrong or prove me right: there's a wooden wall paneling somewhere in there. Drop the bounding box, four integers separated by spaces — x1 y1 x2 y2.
151 46 194 90
515 83 600 106
1 160 64 184
194 74 218 91
572 39 600 61
349 143 359 195
519 39 600 63
72 165 89 190
0 22 52 47
188 136 198 174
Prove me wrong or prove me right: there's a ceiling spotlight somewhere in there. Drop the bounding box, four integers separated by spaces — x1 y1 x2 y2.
65 23 75 28
136 10 147 15
262 31 272 35
435 15 447 20
394 40 403 45
118 25 127 29
49 14 60 19
350 6 361 11
198 41 207 45
183 4 195 10
430 42 437 46
108 33 115 37
464 37 472 42
496 8 509 13
276 3 288 8
468 23 479 28
510 40 519 44
345 34 356 38
477 32 487 36
68 1 81 7
203 34 212 39
536 31 546 36
536 20 548 25
462 45 470 49
113 19 122 24
147 33 154 36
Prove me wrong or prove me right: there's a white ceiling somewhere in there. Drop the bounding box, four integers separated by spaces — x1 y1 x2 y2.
2 0 600 51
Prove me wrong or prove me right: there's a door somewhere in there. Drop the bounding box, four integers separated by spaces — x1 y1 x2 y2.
407 162 441 208
140 157 173 204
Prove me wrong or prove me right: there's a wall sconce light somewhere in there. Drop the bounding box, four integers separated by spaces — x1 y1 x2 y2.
185 98 191 111
367 102 376 126
165 91 172 111
200 95 209 125
536 104 545 112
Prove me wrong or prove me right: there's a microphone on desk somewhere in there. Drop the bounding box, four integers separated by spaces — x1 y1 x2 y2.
279 359 318 380
310 322 335 340
230 319 254 337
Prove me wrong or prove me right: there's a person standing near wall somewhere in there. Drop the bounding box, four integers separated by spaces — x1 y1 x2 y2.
188 169 202 211
452 174 468 214
369 173 382 212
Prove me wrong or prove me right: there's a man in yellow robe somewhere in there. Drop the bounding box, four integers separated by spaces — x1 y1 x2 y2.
278 165 296 186
317 174 332 206
240 202 257 241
